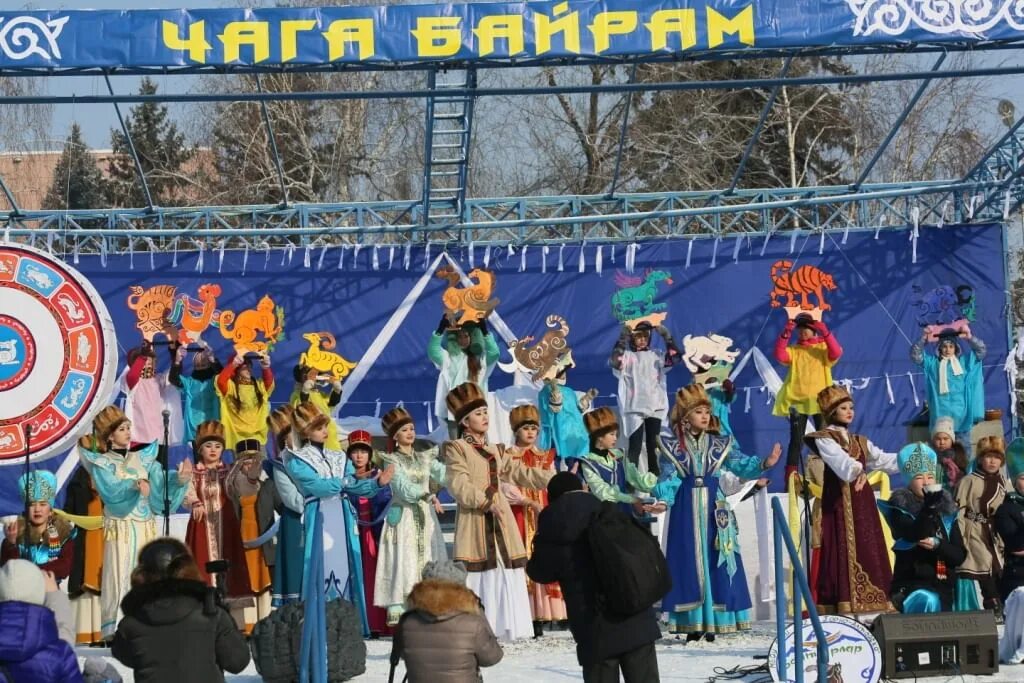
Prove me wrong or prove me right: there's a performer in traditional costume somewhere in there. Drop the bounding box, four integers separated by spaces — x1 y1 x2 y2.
930 416 968 492
76 405 192 639
347 430 392 636
773 314 842 483
266 405 304 607
1 471 76 580
169 339 222 444
290 363 343 450
996 440 1024 603
504 405 567 637
879 443 967 614
375 407 447 628
576 407 657 516
123 341 183 448
229 438 274 630
216 351 274 455
650 385 780 640
65 464 104 644
609 321 680 477
287 401 392 683
957 436 1008 614
911 328 985 457
804 385 898 616
429 317 500 438
538 369 594 469
443 382 554 641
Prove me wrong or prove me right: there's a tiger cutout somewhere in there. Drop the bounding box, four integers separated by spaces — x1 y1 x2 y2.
768 260 837 311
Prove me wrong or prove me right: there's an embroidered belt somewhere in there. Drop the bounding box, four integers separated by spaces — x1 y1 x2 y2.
964 510 990 524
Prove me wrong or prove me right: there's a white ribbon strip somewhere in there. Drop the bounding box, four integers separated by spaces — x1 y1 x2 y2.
842 225 850 245
73 237 80 264
744 387 752 413
520 245 527 272
907 371 920 407
967 195 977 219
610 244 616 263
128 239 135 270
242 244 249 275
483 244 491 268
790 229 799 253
404 243 412 270
542 245 549 273
219 240 227 273
733 235 742 263
318 245 328 270
374 399 381 419
558 244 565 272
262 241 271 270
303 245 311 269
423 243 431 270
338 244 347 270
389 246 395 270
595 245 603 274
352 244 362 268
172 238 179 267
143 238 157 270
885 373 894 405
195 241 205 272
372 245 379 271
685 240 693 268
1005 190 1012 220
710 236 719 268
98 237 106 267
578 244 586 273
469 241 475 267
818 229 825 255
424 402 435 434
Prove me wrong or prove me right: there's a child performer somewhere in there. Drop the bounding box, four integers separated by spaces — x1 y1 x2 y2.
266 405 304 607
217 351 274 456
429 317 501 438
291 363 344 450
348 430 393 636
286 402 393 664
804 385 898 616
996 442 1024 603
931 416 968 492
375 407 447 628
957 436 1008 614
77 405 192 640
880 443 967 613
2 471 76 580
577 406 657 517
169 339 222 444
610 321 679 477
649 385 780 640
537 370 594 469
504 405 567 637
443 382 554 640
773 314 842 483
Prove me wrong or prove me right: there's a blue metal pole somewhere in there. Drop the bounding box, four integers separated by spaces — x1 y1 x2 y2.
726 56 794 195
852 53 947 190
794 570 803 683
104 73 155 211
774 507 787 682
255 73 290 208
606 62 638 199
0 173 20 215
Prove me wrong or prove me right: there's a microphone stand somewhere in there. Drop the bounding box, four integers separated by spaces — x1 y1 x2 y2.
162 409 171 536
21 425 32 546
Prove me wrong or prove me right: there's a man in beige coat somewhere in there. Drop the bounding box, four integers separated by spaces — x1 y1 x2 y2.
443 382 555 640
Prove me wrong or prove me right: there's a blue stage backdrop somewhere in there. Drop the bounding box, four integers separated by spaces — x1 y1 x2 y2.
0 224 1010 510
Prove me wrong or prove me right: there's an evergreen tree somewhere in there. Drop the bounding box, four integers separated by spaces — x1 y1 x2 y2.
42 124 105 210
106 77 192 207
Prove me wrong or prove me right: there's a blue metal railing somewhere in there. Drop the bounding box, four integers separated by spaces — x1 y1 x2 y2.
772 496 829 683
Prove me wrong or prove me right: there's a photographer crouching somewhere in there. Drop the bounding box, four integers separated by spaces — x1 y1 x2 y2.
112 537 250 682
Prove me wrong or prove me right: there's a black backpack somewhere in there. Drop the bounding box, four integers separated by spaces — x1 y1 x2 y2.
586 501 671 617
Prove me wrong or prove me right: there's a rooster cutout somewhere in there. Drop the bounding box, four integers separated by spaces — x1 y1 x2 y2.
436 266 499 326
167 283 222 344
219 294 285 355
508 315 572 382
299 332 357 382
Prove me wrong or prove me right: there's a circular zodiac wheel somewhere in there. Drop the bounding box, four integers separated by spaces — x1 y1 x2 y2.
0 242 118 464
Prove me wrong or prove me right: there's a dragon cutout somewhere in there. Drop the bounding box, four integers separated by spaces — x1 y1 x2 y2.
611 269 673 326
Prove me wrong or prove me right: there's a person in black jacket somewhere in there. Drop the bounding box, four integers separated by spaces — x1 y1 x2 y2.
880 443 967 613
112 537 250 683
527 472 661 683
995 448 1024 603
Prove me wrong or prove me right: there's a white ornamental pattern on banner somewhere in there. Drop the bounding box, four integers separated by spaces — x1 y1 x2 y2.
847 0 1024 36
0 15 68 61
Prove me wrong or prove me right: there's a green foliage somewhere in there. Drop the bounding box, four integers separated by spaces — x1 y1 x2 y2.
42 124 105 210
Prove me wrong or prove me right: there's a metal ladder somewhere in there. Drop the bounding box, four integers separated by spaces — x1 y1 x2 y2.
421 68 477 226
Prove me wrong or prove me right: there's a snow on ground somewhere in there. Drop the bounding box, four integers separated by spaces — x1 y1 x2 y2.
79 622 1024 682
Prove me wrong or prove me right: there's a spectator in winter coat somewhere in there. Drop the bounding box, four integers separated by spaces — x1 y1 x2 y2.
527 472 662 683
111 537 250 683
0 559 82 682
996 445 1024 602
391 559 503 683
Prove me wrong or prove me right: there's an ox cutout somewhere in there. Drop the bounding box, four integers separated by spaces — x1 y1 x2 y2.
435 265 499 327
611 269 673 328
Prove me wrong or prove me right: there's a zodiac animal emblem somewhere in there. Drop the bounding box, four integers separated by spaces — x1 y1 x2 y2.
299 332 357 381
0 16 69 61
912 284 975 327
127 284 178 340
611 269 674 322
0 257 13 274
75 333 91 366
56 294 85 322
509 315 571 382
176 283 222 344
682 334 740 375
0 340 17 365
436 266 500 326
768 260 837 311
60 378 86 409
23 264 54 290
0 432 14 449
219 294 285 354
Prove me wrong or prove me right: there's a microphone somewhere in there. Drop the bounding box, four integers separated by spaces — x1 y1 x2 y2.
162 409 170 424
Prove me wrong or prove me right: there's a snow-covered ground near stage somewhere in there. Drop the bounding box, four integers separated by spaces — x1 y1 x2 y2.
80 622 1024 682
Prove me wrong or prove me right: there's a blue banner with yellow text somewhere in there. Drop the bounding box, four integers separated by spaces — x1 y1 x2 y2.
1 2 1023 70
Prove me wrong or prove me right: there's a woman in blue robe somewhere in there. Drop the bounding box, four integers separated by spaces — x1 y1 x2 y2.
911 329 985 456
538 373 592 469
651 385 780 641
265 406 304 606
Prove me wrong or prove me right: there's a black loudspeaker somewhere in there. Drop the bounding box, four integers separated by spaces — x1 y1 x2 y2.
873 610 999 678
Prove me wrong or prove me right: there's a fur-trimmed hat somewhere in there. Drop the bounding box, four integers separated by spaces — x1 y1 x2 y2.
346 429 373 457
381 407 414 439
267 405 295 437
583 407 618 439
977 435 1006 462
670 385 712 426
817 385 853 421
446 382 488 424
292 402 330 439
509 405 540 433
932 416 955 439
93 405 129 443
234 439 262 458
194 420 225 450
898 442 937 480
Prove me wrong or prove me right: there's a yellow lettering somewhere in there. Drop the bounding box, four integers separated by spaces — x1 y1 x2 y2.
322 19 376 61
161 20 211 63
535 2 580 55
411 17 462 58
219 21 270 63
707 6 755 49
473 15 524 57
588 11 637 54
280 20 317 62
645 9 696 51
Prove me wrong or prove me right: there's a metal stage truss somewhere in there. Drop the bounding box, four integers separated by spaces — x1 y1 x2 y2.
2 4 1024 250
